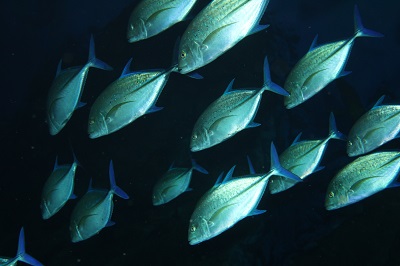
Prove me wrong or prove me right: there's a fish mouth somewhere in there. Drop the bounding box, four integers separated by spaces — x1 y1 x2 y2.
188 237 201 245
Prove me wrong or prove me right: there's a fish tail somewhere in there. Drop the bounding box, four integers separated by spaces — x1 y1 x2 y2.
87 34 113 71
328 112 347 141
261 56 289 96
354 5 384 38
109 160 129 199
191 159 209 174
17 228 44 266
269 142 301 182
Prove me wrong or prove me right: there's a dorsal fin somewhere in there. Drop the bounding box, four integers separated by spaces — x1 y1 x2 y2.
372 95 386 109
121 58 134 78
214 172 225 187
223 79 235 94
292 132 303 145
246 156 255 174
308 34 319 52
222 165 236 183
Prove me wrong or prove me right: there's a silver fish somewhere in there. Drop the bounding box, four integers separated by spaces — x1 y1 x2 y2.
69 161 129 243
127 0 198 42
47 35 113 135
284 5 383 109
190 56 288 152
347 95 400 157
188 142 301 245
40 156 78 220
177 0 269 74
88 58 173 138
0 227 43 266
269 113 346 194
325 151 400 210
152 159 208 206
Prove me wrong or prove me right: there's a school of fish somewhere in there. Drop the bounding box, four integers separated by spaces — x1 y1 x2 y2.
5 0 393 263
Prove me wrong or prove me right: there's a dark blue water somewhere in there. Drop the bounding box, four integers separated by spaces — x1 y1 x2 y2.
2 0 399 265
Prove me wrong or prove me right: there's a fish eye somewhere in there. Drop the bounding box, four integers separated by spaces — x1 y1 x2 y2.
348 141 352 147
190 225 196 232
329 191 334 198
180 50 187 59
89 119 95 125
192 134 197 140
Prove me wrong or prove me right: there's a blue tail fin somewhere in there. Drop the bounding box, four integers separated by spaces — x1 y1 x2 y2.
88 34 113 71
191 159 208 174
328 112 347 141
354 5 384 38
109 160 129 199
261 56 289 96
269 142 301 182
17 228 43 266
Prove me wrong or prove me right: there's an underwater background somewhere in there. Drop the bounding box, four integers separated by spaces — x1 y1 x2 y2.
2 0 400 265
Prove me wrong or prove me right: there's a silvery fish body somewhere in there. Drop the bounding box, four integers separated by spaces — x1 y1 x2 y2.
191 88 261 152
347 97 400 157
0 228 43 266
188 143 300 245
178 0 269 74
40 157 78 220
88 59 172 138
190 57 288 152
284 6 383 109
152 168 194 206
152 160 208 206
46 35 112 135
127 0 198 42
269 113 346 194
325 151 400 210
70 161 129 242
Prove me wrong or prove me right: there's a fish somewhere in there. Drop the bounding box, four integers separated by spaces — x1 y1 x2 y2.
190 56 288 152
188 142 301 245
152 159 208 206
177 0 269 74
69 160 129 243
0 227 43 266
325 151 400 210
46 35 113 135
347 95 400 157
40 155 79 220
88 58 174 138
127 0 198 43
269 112 346 194
283 5 383 109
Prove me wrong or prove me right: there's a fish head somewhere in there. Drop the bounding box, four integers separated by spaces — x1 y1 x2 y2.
40 199 53 220
47 108 68 135
127 18 148 43
177 41 203 74
70 219 85 243
325 185 349 210
347 136 365 157
152 191 165 206
88 113 108 139
190 126 212 152
188 216 212 245
284 83 304 109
